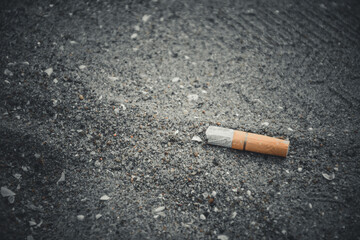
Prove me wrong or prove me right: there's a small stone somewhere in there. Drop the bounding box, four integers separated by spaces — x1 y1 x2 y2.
172 77 180 83
217 235 229 240
14 173 21 179
56 171 65 184
34 153 41 159
44 67 53 76
200 214 206 220
95 214 102 219
4 69 13 76
134 25 140 31
231 211 237 219
100 195 110 201
247 190 251 197
27 235 34 240
187 94 198 101
70 40 78 45
191 136 202 142
79 65 87 70
153 206 165 213
261 122 269 126
94 160 101 167
22 166 29 172
29 219 37 226
142 15 151 23
308 127 313 131
53 78 58 84
287 127 294 131
158 212 166 217
1 187 16 197
322 172 335 180
298 167 303 172
131 33 138 39
108 76 119 81
8 195 15 203
77 215 85 221
309 203 312 209
79 95 84 100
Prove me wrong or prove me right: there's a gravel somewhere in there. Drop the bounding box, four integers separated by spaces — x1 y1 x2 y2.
0 0 359 239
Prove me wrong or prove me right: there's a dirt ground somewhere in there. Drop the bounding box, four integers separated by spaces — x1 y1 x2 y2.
1 0 360 239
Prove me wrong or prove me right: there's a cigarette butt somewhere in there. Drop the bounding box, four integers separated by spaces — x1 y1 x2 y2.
206 126 289 157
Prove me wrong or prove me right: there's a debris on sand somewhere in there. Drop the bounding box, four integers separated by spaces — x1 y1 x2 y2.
191 136 202 142
322 172 335 180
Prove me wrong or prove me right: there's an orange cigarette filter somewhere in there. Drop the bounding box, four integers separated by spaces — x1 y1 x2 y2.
206 126 289 157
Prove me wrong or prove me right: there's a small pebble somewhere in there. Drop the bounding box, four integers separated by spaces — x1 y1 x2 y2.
79 95 84 100
1 186 16 197
134 25 140 31
53 78 58 84
142 15 151 23
191 136 202 142
79 65 87 70
100 195 110 201
322 172 335 180
172 77 180 83
247 190 251 197
95 214 102 219
29 220 37 226
288 127 294 131
261 122 269 126
44 67 53 76
56 171 65 184
108 76 119 81
77 215 85 221
4 69 13 76
298 167 303 172
200 214 206 220
14 173 21 179
131 33 138 39
217 235 229 240
153 206 165 213
188 94 198 101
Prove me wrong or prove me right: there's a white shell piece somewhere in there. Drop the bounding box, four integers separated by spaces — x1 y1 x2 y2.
206 126 234 148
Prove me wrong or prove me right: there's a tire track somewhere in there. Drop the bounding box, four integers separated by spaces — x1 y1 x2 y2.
250 9 292 46
256 8 305 47
296 1 359 46
260 6 319 48
304 0 360 37
237 13 280 47
280 10 330 47
214 10 273 48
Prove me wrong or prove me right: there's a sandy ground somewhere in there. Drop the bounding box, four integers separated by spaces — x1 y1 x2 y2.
1 0 360 239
